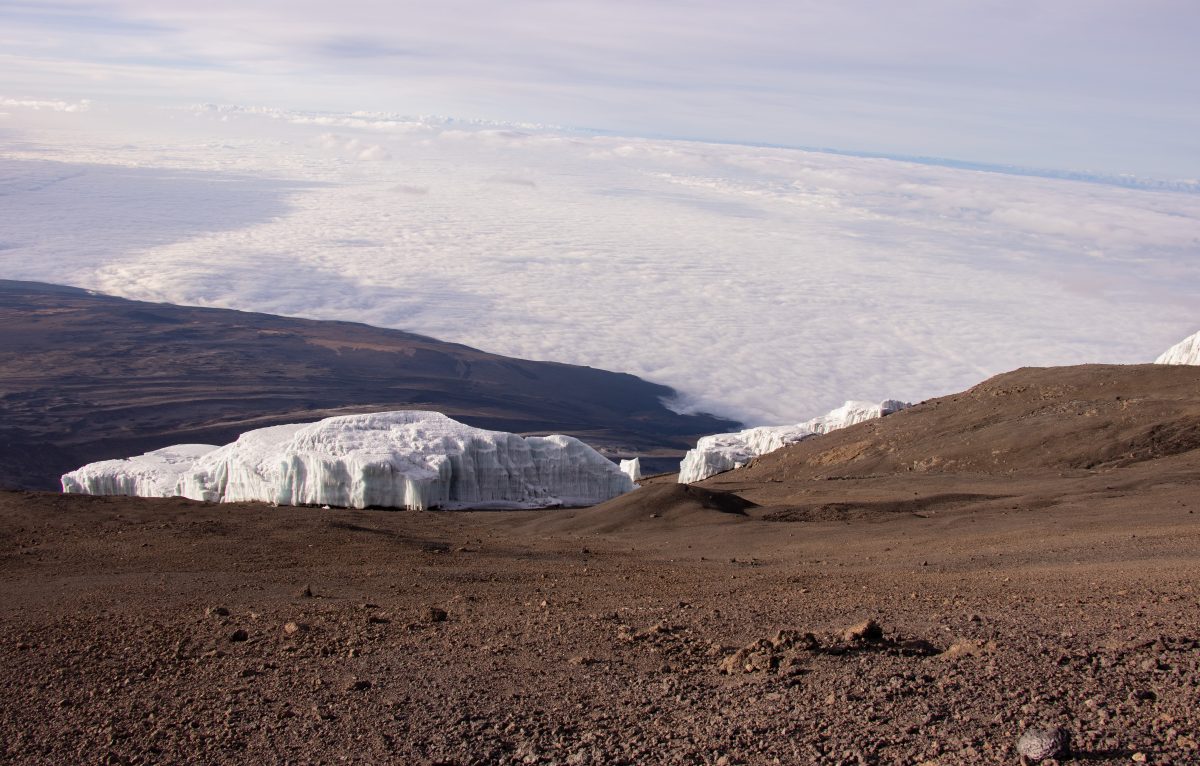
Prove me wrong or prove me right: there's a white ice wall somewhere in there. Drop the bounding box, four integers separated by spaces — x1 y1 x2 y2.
64 411 633 510
61 444 219 497
619 457 643 482
678 400 909 484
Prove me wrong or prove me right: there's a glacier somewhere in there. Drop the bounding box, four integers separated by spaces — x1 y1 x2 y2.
678 400 910 484
619 458 643 482
60 444 219 498
1155 330 1200 366
63 411 634 510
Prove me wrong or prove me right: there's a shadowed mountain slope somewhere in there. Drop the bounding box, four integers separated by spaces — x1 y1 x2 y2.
0 280 738 490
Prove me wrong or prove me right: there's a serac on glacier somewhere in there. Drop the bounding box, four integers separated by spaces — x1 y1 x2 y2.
619 458 643 482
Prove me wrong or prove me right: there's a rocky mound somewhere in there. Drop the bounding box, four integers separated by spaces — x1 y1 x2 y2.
524 483 755 535
723 364 1200 483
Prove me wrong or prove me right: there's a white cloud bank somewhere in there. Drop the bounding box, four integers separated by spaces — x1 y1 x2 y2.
0 97 91 113
1 103 1198 426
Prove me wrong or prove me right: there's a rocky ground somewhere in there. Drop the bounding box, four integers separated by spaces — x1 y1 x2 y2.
3 363 1199 765
1 481 1197 765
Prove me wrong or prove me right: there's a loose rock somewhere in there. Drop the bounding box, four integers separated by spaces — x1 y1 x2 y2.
841 619 884 643
1016 725 1071 764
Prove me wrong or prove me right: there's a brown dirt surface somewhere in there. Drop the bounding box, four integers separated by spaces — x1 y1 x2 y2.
720 363 1200 482
525 484 756 535
2 363 1200 765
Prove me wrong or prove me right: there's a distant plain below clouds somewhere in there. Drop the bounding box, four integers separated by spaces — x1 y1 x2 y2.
1 103 1198 426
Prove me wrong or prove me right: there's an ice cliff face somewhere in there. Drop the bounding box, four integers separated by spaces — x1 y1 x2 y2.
63 411 634 510
61 444 219 497
677 400 909 484
619 458 643 482
1156 331 1200 366
173 423 308 505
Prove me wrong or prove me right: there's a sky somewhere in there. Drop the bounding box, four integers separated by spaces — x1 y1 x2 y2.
1 0 1199 178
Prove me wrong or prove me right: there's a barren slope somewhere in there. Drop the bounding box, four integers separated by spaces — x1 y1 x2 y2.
695 364 1200 521
731 364 1200 479
2 364 1200 764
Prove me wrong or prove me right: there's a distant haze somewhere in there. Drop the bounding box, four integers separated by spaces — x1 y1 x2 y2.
1 0 1198 178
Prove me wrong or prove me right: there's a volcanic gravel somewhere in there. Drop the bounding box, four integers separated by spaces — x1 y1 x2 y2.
2 484 1198 766
3 363 1199 765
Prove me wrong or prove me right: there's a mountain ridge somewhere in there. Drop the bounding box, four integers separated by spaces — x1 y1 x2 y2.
0 280 738 490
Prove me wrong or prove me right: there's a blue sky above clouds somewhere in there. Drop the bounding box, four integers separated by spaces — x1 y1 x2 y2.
2 0 1198 177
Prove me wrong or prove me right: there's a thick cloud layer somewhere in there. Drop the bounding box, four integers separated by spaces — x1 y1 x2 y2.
2 105 1198 425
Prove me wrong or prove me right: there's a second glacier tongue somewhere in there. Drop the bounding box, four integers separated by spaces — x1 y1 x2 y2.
678 399 910 484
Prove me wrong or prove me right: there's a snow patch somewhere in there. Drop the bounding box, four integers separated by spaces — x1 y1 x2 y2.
678 400 910 484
